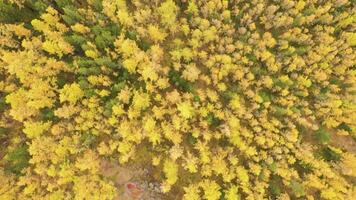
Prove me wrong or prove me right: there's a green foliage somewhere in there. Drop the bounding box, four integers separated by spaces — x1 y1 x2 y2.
81 132 97 148
28 0 48 12
273 106 287 117
0 127 8 139
125 31 151 51
92 24 120 49
0 95 7 112
257 90 272 103
187 133 197 145
0 1 355 199
103 99 116 117
54 0 73 8
290 180 305 198
64 34 87 47
89 0 103 11
268 176 283 198
5 145 30 175
338 123 352 133
267 162 277 173
94 57 117 68
294 160 313 177
314 127 331 144
62 6 83 25
41 107 59 122
0 0 37 23
206 112 223 128
319 147 342 162
168 70 194 93
251 65 267 76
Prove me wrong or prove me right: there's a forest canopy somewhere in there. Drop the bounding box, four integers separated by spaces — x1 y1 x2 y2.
0 0 355 199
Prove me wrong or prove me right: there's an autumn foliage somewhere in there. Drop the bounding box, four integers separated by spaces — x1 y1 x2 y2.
0 0 355 199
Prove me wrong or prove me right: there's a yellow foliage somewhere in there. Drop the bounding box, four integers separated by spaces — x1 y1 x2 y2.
23 121 51 138
200 180 221 200
236 166 249 183
5 89 36 121
71 23 90 34
59 83 84 104
321 188 337 200
27 79 55 109
73 175 117 200
177 101 195 119
123 58 139 73
341 153 356 177
182 64 201 82
132 90 150 110
183 184 201 200
0 169 18 200
346 32 356 46
158 0 178 26
140 65 158 81
225 186 240 200
148 25 167 43
75 150 100 174
1 1 355 199
187 1 199 15
229 95 241 110
31 19 48 32
85 50 98 59
295 0 306 11
163 159 178 186
183 152 198 173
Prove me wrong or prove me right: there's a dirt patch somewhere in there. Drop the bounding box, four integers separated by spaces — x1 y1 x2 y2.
100 160 165 200
330 132 356 153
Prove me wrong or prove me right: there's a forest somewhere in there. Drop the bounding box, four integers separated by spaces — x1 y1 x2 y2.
0 0 355 199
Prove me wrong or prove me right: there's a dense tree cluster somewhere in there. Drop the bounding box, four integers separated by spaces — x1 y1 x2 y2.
0 0 355 199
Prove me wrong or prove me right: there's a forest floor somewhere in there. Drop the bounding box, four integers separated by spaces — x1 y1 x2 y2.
100 160 165 200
